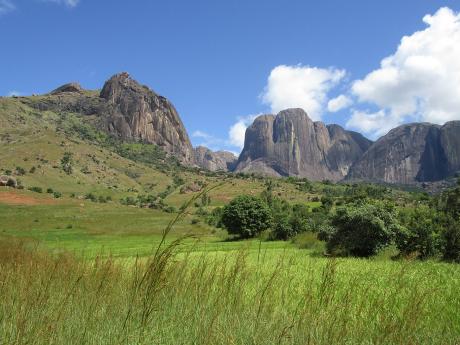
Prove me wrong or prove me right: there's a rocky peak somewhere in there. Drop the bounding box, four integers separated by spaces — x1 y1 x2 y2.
194 146 237 171
100 72 194 164
50 82 84 95
235 108 372 181
348 121 460 184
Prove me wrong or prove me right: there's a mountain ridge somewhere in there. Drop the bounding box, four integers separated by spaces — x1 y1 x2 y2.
4 72 460 186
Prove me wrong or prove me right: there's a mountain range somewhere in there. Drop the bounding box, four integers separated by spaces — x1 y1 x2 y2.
9 72 460 186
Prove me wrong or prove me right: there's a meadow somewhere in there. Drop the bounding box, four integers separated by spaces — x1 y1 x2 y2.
1 235 459 345
1 191 460 345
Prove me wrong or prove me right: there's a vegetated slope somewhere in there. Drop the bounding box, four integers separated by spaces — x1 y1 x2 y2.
21 72 195 165
0 97 173 198
1 95 328 250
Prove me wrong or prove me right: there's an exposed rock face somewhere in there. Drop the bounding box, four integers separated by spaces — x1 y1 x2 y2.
234 108 372 181
0 175 17 188
348 121 460 183
100 72 194 164
51 83 83 95
194 146 237 171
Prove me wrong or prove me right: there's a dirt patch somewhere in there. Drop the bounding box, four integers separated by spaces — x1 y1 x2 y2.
0 190 57 206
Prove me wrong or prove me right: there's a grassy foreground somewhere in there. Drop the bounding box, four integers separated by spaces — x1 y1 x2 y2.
1 236 459 345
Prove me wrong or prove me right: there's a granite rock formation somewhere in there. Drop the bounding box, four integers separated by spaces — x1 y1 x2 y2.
194 146 237 171
348 121 460 183
100 72 194 164
50 83 84 95
234 108 372 181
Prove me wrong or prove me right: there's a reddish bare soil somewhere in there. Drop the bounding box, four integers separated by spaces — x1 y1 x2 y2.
0 190 57 205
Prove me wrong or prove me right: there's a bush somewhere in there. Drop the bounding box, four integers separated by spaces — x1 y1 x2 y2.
85 193 97 202
206 207 224 227
46 188 54 194
53 191 62 199
61 152 73 175
15 167 26 176
396 206 442 259
441 216 460 263
221 195 272 239
28 186 43 193
324 202 404 257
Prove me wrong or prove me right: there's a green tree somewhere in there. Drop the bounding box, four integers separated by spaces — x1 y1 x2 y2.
396 206 442 259
441 216 460 263
325 201 403 257
221 195 272 239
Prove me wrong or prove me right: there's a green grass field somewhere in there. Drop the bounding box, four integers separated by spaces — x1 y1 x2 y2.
1 190 460 344
1 235 459 345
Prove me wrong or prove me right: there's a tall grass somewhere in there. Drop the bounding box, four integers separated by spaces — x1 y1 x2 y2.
1 239 459 344
1 186 459 344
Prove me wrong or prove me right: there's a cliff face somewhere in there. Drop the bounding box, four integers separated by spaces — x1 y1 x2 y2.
194 146 237 171
234 108 372 181
348 121 460 184
100 72 194 164
24 72 195 165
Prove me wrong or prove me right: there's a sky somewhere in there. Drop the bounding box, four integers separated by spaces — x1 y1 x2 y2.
2 0 460 155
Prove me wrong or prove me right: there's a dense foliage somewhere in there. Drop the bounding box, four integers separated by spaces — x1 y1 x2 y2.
221 195 272 238
319 201 403 257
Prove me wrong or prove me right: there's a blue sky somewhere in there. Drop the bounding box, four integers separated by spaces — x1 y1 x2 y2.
2 0 460 154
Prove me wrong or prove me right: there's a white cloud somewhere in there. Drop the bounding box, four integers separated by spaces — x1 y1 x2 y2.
192 130 224 150
346 110 401 138
351 7 460 135
261 64 346 120
0 0 15 15
228 114 258 149
327 94 352 112
41 0 80 8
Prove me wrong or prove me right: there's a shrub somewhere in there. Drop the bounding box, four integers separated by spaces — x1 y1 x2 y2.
61 152 73 175
396 206 442 259
85 193 97 202
441 216 460 263
15 166 26 176
28 186 43 193
46 188 54 194
221 195 272 239
207 207 224 228
324 202 404 257
53 191 62 199
29 166 36 174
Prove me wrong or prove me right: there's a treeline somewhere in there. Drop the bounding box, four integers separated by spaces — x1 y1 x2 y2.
210 180 460 263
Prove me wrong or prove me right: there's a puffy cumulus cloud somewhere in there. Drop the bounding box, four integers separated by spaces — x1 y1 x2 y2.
192 114 259 153
346 110 401 138
351 7 460 135
262 65 346 120
0 0 15 15
327 94 352 112
228 114 259 149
